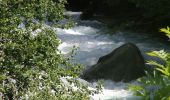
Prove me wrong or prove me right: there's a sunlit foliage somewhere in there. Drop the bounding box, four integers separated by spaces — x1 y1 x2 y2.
0 0 92 99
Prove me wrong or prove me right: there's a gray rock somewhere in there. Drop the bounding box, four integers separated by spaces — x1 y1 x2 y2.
81 43 145 82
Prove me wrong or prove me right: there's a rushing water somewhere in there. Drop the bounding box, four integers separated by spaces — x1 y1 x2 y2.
55 11 169 100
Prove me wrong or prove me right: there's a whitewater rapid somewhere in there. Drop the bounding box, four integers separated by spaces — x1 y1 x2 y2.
55 11 169 100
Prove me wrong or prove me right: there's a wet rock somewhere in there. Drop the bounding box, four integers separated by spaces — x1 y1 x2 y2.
81 43 145 82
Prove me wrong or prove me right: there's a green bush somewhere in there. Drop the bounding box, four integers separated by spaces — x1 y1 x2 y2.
129 27 170 100
0 0 92 99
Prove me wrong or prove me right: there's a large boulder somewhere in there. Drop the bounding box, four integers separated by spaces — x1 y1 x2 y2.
81 43 145 82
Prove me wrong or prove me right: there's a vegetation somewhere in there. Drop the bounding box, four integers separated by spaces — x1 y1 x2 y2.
1 0 170 99
0 0 93 99
129 27 170 100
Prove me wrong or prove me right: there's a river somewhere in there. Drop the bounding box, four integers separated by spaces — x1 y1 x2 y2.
55 11 169 100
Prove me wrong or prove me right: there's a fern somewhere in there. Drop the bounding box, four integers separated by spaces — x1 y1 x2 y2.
129 27 170 100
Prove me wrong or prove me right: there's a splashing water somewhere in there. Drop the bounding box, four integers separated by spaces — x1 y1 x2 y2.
55 11 169 100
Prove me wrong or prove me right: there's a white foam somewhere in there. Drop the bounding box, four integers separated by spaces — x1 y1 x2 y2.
90 80 142 100
64 11 82 15
56 12 170 100
56 25 137 99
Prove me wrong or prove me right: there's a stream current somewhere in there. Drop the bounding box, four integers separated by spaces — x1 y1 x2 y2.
55 11 169 100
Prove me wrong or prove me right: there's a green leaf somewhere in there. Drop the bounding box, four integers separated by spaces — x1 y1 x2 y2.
160 27 170 39
147 50 168 60
147 60 164 69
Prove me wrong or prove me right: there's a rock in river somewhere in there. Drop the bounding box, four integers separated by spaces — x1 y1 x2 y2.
81 43 145 82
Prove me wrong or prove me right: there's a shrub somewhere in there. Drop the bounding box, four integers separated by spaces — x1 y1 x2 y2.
0 0 92 99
